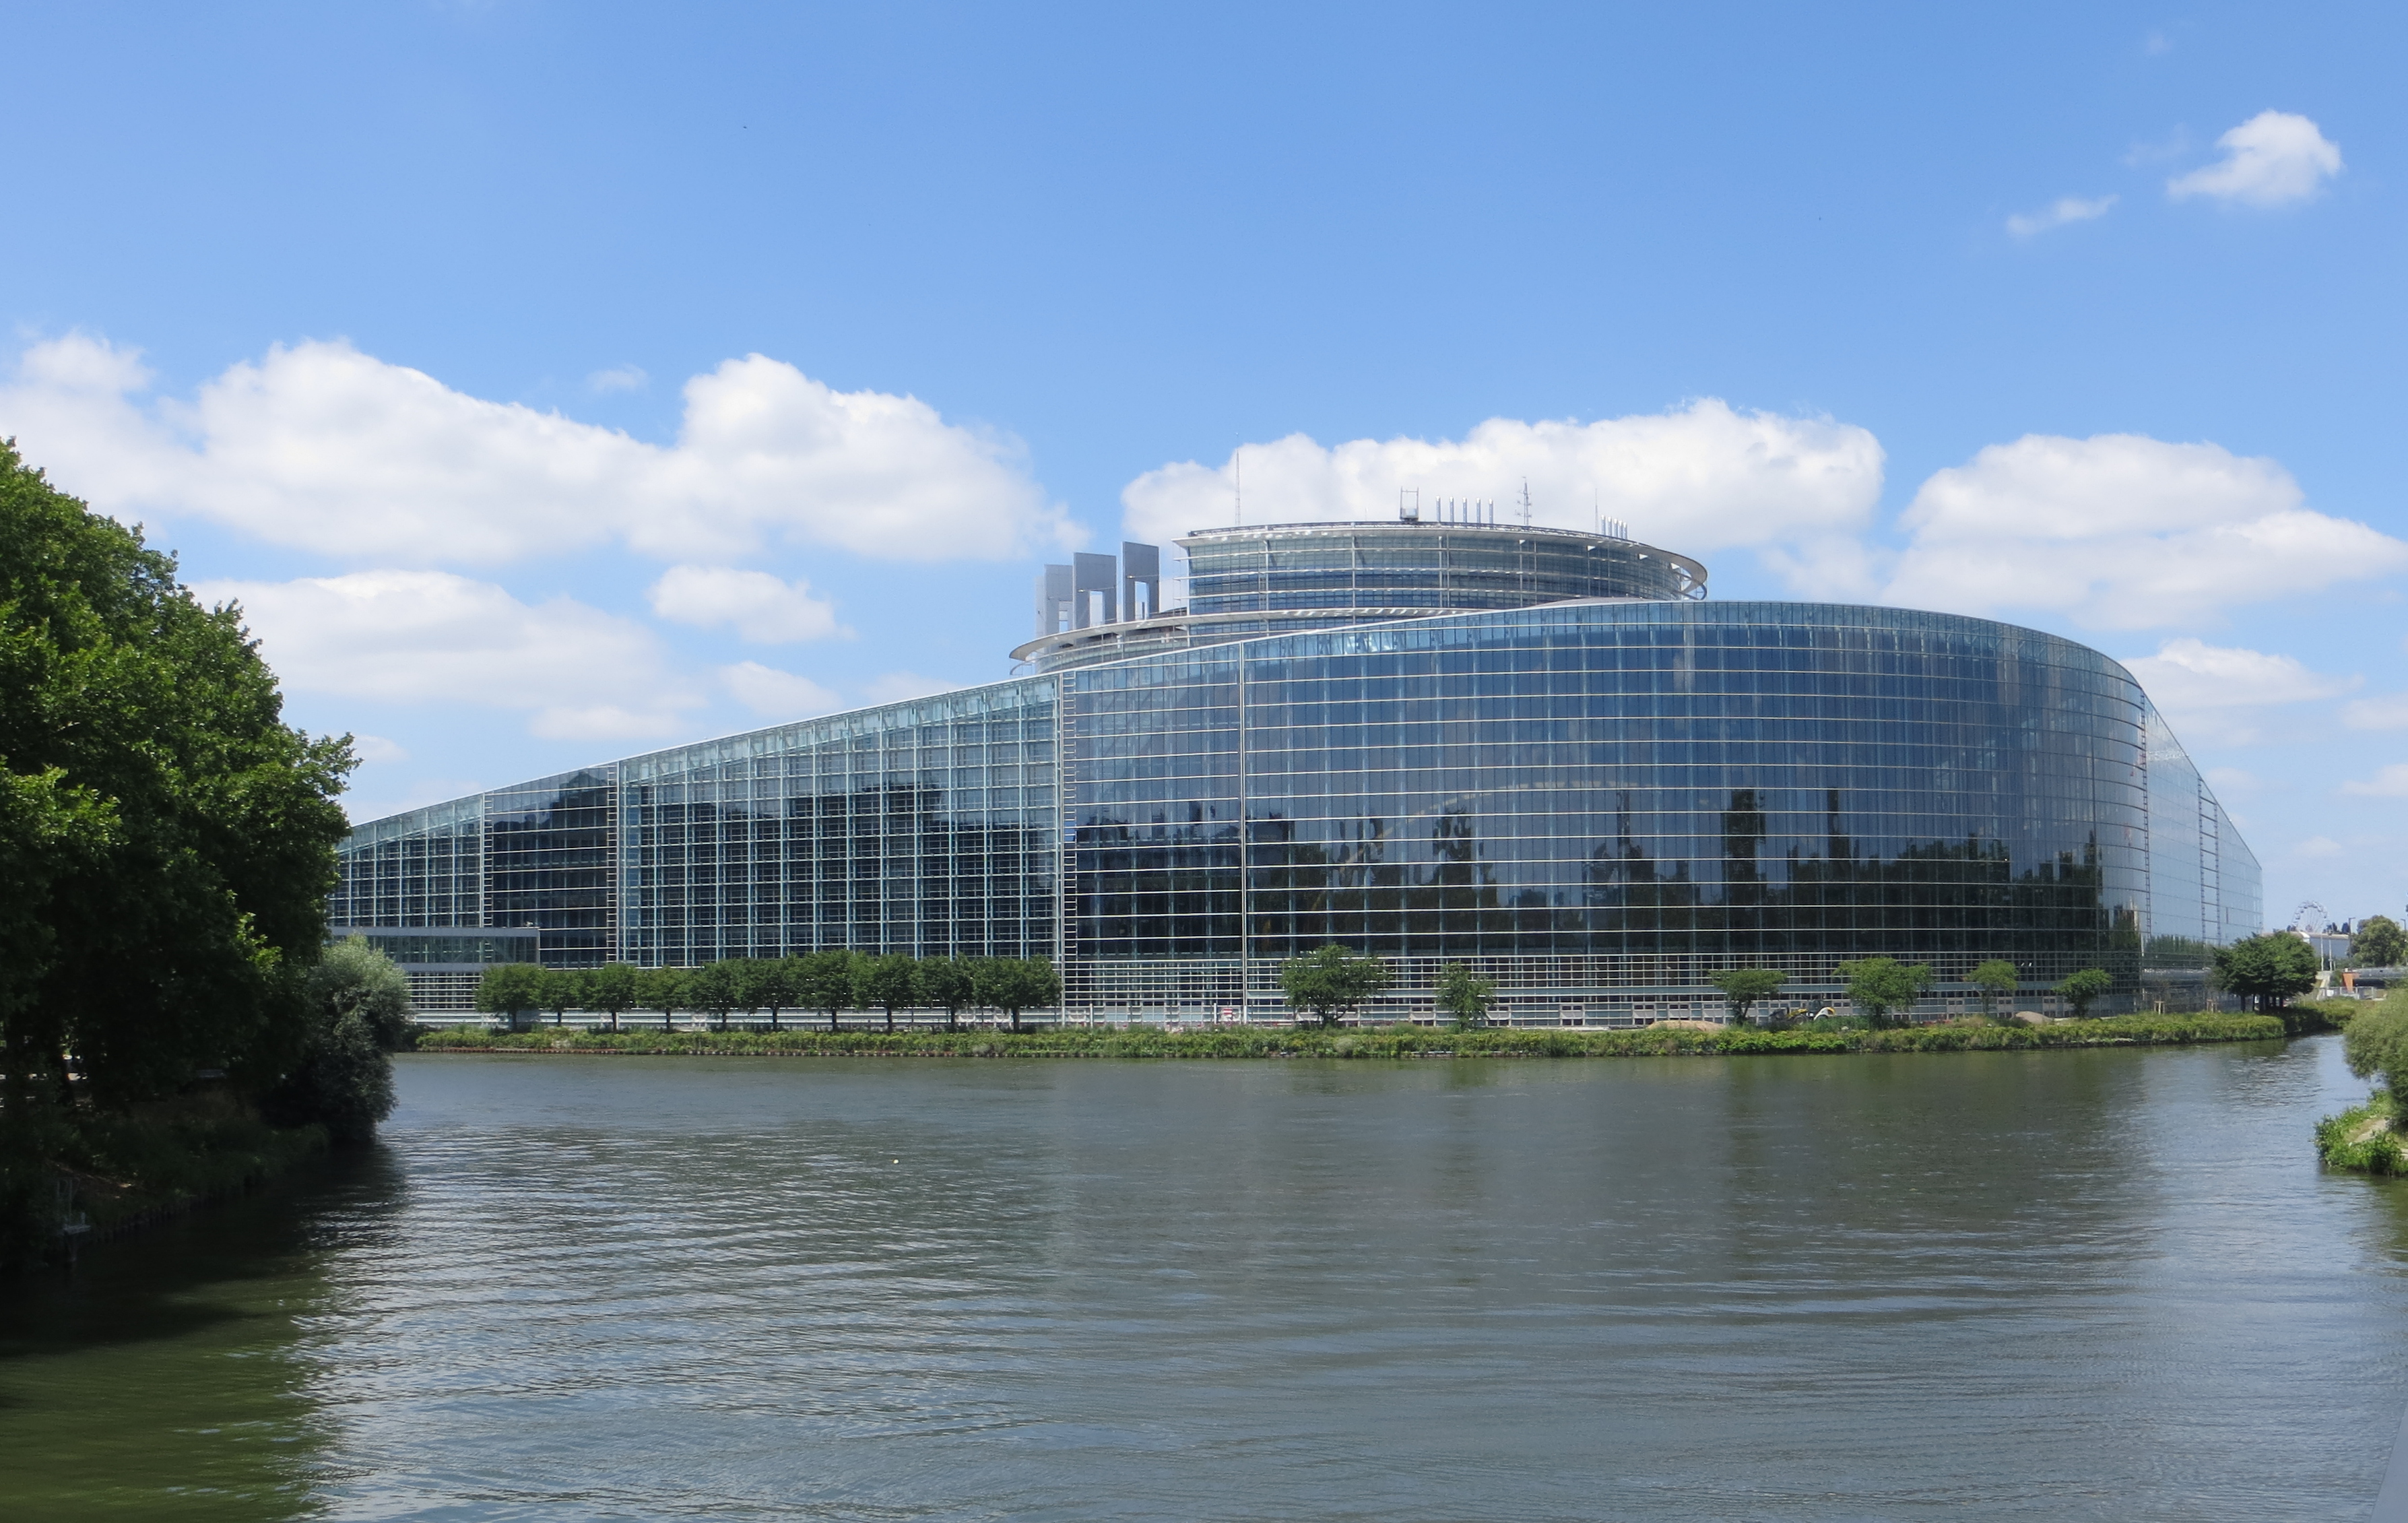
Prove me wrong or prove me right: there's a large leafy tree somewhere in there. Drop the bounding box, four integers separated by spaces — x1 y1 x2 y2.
2212 934 2319 1011
1278 944 1394 1027
973 957 1062 1033
1434 963 1497 1030
1707 969 1785 1026
0 443 353 1115
919 957 976 1029
1970 960 2021 1023
795 950 858 1032
1838 958 1930 1029
2353 916 2408 969
856 954 920 1033
2056 968 2114 1019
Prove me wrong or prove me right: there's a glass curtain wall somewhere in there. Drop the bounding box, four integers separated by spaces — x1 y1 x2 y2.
1062 600 2258 1018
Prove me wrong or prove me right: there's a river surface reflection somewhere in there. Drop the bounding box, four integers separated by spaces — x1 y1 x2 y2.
6 1037 2408 1520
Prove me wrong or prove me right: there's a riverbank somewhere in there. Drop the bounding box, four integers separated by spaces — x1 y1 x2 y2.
2317 1093 2404 1175
415 1010 2283 1060
1 1104 329 1272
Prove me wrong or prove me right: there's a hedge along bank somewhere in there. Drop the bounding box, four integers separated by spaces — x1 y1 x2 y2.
414 1011 2284 1061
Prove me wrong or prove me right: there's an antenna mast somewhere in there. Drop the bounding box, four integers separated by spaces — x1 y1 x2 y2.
1519 478 1534 527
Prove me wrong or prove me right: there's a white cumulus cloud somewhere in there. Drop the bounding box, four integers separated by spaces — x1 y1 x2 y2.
1884 433 2408 628
1119 399 1885 575
2007 194 2118 238
2168 110 2343 207
649 566 849 643
1 333 1080 566
2342 765 2408 800
192 569 704 740
587 364 647 393
2118 637 2355 747
719 661 843 718
2344 695 2408 732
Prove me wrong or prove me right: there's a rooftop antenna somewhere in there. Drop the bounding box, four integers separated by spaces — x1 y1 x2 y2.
1519 478 1534 527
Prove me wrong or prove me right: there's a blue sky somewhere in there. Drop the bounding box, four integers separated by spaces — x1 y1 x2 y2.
3 2 2403 929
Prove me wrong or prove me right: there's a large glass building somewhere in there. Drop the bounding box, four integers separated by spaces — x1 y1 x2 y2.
332 517 2258 1022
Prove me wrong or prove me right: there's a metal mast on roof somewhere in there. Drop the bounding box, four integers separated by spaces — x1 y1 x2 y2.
1519 478 1534 527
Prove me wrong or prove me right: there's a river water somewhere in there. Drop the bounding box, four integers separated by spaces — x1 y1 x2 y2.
5 1037 2406 1520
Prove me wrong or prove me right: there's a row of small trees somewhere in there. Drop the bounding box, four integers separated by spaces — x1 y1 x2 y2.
1282 947 2126 1030
475 953 1064 1033
474 936 2322 1035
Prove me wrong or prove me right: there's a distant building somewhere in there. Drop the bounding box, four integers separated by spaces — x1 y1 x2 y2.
333 517 2260 1020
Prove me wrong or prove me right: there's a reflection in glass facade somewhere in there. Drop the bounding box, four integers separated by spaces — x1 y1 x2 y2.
334 525 2257 1019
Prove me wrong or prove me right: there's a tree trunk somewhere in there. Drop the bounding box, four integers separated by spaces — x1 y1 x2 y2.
828 1009 839 1033
884 1007 894 1033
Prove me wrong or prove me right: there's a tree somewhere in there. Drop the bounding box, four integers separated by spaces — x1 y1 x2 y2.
1707 969 1786 1026
308 935 417 1051
476 963 548 1029
0 441 354 1119
919 956 976 1029
686 960 742 1031
742 957 800 1032
795 950 857 1031
587 962 639 1033
857 953 921 1033
2345 998 2408 1095
1839 958 1930 1029
2355 916 2408 969
975 957 1061 1033
269 934 410 1146
1278 944 1394 1027
2056 967 2114 1019
1434 963 1497 1030
2211 933 2319 1012
1970 960 2020 1023
538 967 588 1027
635 966 688 1031
260 994 393 1146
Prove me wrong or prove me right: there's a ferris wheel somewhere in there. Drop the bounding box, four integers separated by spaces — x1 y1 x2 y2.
2289 901 2331 933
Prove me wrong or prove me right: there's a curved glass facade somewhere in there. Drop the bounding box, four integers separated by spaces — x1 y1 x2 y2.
1058 600 2256 1020
333 529 2256 1020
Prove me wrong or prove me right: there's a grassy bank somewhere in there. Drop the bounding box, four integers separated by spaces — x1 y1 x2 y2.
1 1103 330 1272
416 1010 2283 1061
2317 1093 2405 1175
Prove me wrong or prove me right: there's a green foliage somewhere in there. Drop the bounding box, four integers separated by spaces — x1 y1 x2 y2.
2316 1094 2407 1175
1706 968 1785 1025
261 996 393 1145
310 935 416 1051
0 441 353 1117
587 962 639 1031
536 967 589 1025
2343 996 2408 1095
1278 944 1395 1027
919 957 977 1028
2056 967 2114 1019
795 950 858 1030
474 963 548 1025
739 957 800 1030
1837 957 1930 1028
408 1009 2283 1060
2353 916 2408 969
1970 960 2020 1021
1434 963 1498 1030
686 961 742 1030
635 965 688 1028
2211 932 2320 1010
974 957 1062 1032
856 954 921 1032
